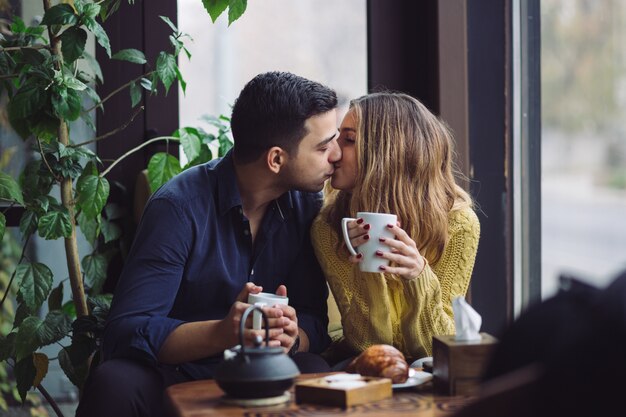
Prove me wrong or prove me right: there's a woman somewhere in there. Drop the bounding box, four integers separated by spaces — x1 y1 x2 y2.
312 92 480 363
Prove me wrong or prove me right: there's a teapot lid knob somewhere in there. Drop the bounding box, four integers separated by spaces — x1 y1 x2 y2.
253 334 263 348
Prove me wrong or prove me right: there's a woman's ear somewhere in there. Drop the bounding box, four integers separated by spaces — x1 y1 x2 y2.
266 146 285 174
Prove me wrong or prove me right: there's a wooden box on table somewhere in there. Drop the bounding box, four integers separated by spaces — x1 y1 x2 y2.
432 333 498 395
295 375 392 408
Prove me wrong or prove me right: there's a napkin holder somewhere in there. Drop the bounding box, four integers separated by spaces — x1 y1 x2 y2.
432 333 498 395
295 375 392 408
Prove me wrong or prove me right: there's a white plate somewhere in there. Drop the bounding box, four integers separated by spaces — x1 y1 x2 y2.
392 370 433 389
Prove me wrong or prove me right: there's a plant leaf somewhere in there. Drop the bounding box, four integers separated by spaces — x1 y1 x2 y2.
60 26 87 63
156 52 177 95
0 333 17 361
52 87 82 121
112 48 146 64
58 344 89 388
77 211 99 245
0 171 24 205
41 4 78 26
202 0 229 23
88 294 112 321
147 152 181 193
99 0 122 21
174 65 186 93
48 282 64 311
83 51 103 83
159 15 178 33
100 218 121 243
84 18 111 57
77 175 110 218
38 208 73 239
16 263 53 312
183 146 212 170
8 80 46 119
140 77 152 91
0 213 5 242
82 253 108 294
39 311 72 346
64 75 88 91
32 352 49 388
15 312 72 361
15 317 42 361
62 300 76 319
18 210 38 237
228 0 247 25
104 203 123 220
82 3 101 20
129 80 141 108
14 355 36 403
174 127 202 162
13 303 31 329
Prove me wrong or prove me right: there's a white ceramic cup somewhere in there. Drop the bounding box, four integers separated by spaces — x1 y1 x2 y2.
341 212 397 273
247 292 289 330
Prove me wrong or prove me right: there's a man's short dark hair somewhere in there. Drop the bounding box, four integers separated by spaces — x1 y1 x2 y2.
230 71 337 164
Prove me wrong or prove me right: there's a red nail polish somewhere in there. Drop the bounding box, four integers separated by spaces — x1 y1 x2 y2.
356 253 363 259
387 224 394 228
375 250 383 256
379 265 386 271
356 218 364 224
364 224 371 230
379 237 386 242
363 234 370 240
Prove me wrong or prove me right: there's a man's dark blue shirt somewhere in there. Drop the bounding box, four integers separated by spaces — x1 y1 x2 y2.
103 152 330 379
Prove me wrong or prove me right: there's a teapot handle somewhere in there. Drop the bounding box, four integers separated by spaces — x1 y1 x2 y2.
239 305 271 354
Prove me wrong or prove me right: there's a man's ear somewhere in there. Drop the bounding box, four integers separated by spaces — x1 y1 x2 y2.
266 146 286 174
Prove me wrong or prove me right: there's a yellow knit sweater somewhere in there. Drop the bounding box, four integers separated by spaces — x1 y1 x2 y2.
311 206 480 360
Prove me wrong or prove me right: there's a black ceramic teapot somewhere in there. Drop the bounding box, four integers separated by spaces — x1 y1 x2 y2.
214 305 300 398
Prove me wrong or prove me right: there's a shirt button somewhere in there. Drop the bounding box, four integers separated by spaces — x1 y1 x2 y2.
239 208 243 215
244 229 250 236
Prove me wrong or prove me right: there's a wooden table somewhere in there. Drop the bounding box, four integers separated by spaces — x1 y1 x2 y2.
166 373 473 417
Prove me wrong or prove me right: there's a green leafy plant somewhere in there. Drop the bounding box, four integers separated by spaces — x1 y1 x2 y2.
147 115 233 193
0 1 245 415
203 0 248 26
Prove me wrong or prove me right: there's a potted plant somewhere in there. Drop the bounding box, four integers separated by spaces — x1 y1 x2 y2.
0 1 244 415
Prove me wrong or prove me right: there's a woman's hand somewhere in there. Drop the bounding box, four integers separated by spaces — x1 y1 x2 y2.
375 223 426 280
345 218 371 263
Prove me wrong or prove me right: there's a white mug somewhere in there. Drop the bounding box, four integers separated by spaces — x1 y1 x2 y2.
341 212 397 273
247 292 289 330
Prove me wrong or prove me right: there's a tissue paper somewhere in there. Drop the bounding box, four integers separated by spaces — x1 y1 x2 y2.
452 296 482 341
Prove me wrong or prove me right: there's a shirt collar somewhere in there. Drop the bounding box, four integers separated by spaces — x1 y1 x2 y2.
215 151 294 219
215 151 243 216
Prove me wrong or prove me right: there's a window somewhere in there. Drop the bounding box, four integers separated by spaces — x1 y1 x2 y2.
541 0 626 296
177 0 367 133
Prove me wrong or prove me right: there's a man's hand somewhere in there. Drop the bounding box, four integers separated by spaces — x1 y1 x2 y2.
271 285 302 353
219 283 289 348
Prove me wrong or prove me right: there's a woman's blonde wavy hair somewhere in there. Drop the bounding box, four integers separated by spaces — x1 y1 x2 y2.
326 92 472 264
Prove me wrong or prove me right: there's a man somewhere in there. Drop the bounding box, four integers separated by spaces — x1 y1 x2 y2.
77 72 340 417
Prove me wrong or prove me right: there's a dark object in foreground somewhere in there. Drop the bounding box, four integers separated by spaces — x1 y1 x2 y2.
453 272 626 417
214 305 300 399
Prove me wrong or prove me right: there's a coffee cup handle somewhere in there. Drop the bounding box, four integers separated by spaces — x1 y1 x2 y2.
341 217 358 256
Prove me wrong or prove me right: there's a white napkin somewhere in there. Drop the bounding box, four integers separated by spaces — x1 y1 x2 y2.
452 296 482 341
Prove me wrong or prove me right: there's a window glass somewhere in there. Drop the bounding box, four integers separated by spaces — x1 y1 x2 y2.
177 0 367 134
541 1 626 296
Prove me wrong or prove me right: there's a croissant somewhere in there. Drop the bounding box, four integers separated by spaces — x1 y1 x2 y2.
346 344 409 384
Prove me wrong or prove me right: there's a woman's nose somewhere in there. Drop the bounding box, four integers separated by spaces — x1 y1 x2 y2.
329 140 342 162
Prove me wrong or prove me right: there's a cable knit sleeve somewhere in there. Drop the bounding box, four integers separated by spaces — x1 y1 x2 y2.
400 207 481 357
